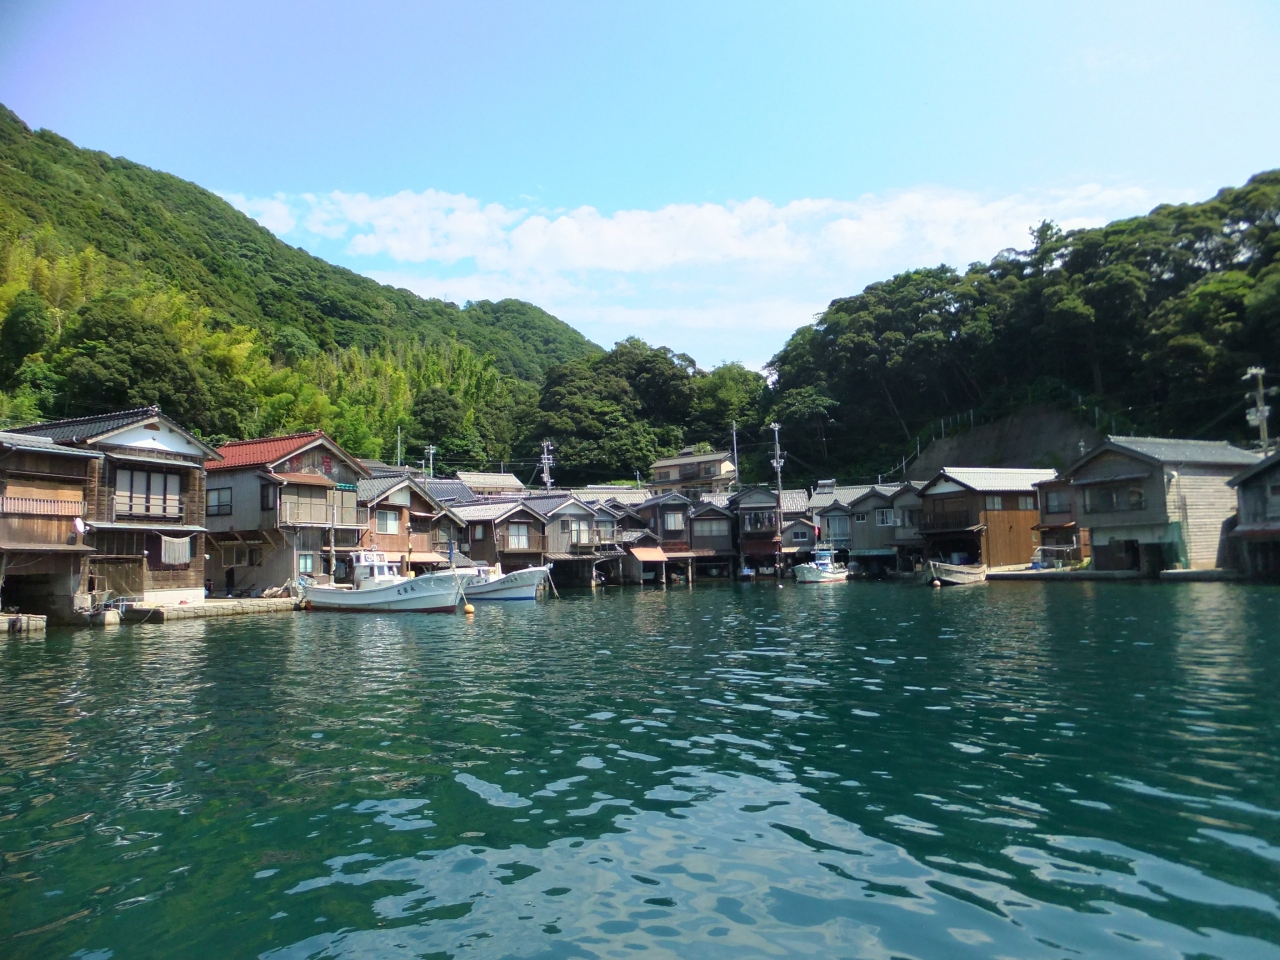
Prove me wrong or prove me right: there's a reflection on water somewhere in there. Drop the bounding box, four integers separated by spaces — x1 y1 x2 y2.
2 582 1279 958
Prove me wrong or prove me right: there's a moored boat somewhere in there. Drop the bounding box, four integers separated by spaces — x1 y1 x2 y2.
462 563 551 601
795 546 848 583
922 559 987 586
302 550 463 612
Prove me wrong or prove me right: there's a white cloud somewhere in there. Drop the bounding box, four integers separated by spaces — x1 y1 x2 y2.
224 181 1176 366
221 192 297 235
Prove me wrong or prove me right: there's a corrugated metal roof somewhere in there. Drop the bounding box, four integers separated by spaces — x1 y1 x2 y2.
650 450 732 469
571 487 651 504
209 431 325 470
1105 436 1261 467
0 431 102 458
455 471 525 489
935 467 1058 493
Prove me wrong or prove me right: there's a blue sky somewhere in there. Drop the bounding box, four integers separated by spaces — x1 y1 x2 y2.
2 1 1279 368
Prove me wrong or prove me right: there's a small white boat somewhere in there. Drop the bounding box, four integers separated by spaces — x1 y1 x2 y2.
463 563 551 601
923 560 987 586
795 546 848 583
303 550 463 612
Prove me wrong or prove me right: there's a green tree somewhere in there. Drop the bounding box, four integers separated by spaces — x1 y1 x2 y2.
0 290 52 386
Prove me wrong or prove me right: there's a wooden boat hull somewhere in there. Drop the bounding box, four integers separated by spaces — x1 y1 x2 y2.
923 561 987 586
463 565 550 601
303 571 463 612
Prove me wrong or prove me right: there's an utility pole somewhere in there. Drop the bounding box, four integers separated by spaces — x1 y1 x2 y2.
731 419 740 490
770 422 785 582
635 468 642 489
540 439 555 491
1244 366 1276 451
425 445 437 478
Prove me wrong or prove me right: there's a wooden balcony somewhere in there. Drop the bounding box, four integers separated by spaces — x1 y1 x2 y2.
1 496 85 517
279 501 369 528
497 531 547 553
690 534 733 553
919 510 975 533
112 493 185 523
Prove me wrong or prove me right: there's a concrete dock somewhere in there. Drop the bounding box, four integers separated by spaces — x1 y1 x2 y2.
986 568 1142 582
120 597 299 623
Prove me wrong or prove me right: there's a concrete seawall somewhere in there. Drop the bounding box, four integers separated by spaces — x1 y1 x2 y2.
120 597 298 623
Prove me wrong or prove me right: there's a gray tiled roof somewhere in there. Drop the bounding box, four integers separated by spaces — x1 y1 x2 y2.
421 479 477 504
1105 436 1261 467
522 494 581 515
8 406 161 443
1228 448 1280 487
650 450 732 469
808 485 872 511
934 467 1058 493
455 471 526 490
357 475 409 504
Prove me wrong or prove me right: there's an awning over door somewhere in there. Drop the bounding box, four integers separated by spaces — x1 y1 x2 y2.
630 546 668 562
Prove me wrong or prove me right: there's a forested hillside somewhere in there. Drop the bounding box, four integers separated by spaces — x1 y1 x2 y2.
0 104 598 460
769 171 1280 481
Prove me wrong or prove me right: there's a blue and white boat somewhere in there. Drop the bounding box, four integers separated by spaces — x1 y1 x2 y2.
462 563 551 601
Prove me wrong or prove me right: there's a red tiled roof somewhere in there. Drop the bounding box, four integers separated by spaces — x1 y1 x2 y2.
207 431 326 471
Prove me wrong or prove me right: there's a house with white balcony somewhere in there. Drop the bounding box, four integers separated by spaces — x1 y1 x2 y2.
203 431 371 595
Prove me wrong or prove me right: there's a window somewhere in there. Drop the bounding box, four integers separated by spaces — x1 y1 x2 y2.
473 524 486 541
298 553 315 574
702 464 716 476
507 523 530 549
1045 490 1071 514
376 509 399 534
985 495 1004 511
826 515 850 539
875 508 894 526
853 512 867 523
693 518 730 537
1018 495 1036 511
261 483 276 511
206 487 232 516
561 518 572 533
1084 486 1146 513
663 511 686 531
657 470 670 481
1268 483 1280 520
792 529 809 542
898 508 921 528
742 510 775 532
115 469 181 517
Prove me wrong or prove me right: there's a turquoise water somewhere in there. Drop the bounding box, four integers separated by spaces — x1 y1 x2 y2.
2 582 1279 958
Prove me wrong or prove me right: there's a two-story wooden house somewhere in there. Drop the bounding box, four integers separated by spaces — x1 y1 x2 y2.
1031 476 1091 565
844 484 905 573
0 431 101 621
1228 448 1280 578
887 483 925 571
10 406 218 606
649 448 736 498
357 473 464 574
204 431 371 595
918 467 1057 569
688 501 736 578
1064 437 1260 573
452 501 549 571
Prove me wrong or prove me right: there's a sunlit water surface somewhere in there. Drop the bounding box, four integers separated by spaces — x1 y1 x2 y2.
2 582 1279 959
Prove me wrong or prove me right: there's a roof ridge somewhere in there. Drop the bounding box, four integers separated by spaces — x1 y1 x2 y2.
8 405 159 431
216 430 325 447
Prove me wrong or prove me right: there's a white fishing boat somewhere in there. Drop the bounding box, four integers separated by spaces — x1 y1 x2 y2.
302 550 463 612
923 560 988 586
795 546 848 583
462 563 551 601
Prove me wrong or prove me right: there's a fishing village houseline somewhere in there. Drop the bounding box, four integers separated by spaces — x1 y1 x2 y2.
6 407 217 614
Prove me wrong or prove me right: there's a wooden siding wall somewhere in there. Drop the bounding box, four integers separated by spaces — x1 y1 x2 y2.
980 506 1041 568
1167 467 1241 568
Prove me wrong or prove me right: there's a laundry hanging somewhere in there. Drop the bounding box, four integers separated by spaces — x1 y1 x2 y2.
160 534 192 565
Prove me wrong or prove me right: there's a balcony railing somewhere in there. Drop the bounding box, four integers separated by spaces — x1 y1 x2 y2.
568 529 621 549
918 510 974 533
112 493 185 523
497 531 547 553
280 501 369 528
0 496 85 517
